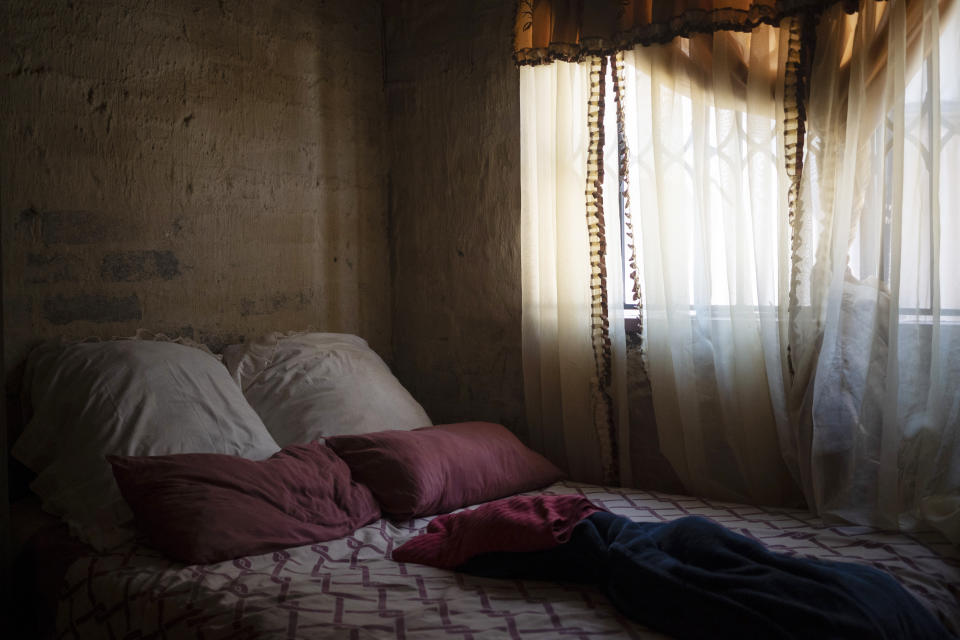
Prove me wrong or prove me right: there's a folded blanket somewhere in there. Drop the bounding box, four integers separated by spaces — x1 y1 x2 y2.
392 494 601 568
393 496 954 640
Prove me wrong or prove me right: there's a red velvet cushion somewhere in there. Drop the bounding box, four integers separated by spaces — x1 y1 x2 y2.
325 422 565 520
108 443 380 564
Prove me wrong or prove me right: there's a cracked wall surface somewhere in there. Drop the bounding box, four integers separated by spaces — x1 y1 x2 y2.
2 0 390 385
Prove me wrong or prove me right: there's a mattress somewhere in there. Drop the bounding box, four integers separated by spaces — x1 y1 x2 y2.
58 481 960 639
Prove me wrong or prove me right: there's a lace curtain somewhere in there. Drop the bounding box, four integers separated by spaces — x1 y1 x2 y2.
789 0 960 540
517 0 959 540
620 26 802 506
520 60 627 485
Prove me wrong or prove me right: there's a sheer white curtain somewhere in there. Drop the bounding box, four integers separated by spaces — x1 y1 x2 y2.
621 27 802 506
520 61 626 484
519 2 958 529
791 0 960 540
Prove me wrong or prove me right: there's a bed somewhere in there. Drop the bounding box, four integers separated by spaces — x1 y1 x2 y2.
9 333 960 639
51 481 960 639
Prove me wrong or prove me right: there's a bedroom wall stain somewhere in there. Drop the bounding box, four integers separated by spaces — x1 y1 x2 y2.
25 253 81 284
1 0 391 387
238 290 315 317
383 0 526 440
17 208 147 247
43 294 142 326
101 250 180 282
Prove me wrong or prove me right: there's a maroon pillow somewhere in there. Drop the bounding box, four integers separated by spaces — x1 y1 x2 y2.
108 443 380 564
325 422 565 520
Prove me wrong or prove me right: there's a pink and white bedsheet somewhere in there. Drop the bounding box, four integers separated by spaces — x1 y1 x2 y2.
58 482 960 639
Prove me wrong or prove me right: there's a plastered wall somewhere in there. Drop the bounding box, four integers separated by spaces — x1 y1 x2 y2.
383 0 526 438
1 0 390 385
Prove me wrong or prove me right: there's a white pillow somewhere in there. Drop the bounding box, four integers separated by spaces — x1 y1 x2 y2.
223 332 431 445
12 339 280 549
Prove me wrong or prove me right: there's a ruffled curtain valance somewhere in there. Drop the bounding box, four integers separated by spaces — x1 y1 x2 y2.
513 0 857 65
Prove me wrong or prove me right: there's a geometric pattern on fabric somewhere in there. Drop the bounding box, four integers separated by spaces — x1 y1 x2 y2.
57 481 960 639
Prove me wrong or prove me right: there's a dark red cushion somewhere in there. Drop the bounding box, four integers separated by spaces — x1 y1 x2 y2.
108 443 380 564
392 494 601 569
325 422 565 520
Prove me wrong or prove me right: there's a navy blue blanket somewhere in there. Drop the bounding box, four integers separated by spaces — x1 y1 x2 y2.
458 513 953 640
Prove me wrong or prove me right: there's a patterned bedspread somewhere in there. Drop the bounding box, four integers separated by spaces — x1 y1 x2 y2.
58 482 960 639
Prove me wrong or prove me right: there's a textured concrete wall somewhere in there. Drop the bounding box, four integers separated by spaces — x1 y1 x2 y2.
2 0 390 384
383 0 526 438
